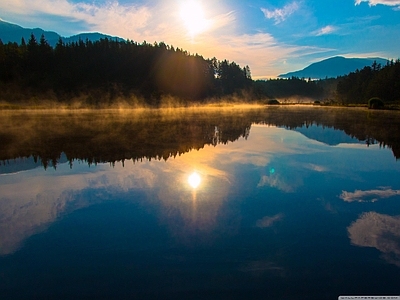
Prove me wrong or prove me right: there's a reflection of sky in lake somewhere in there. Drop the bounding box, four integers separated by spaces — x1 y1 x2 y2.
1 124 400 298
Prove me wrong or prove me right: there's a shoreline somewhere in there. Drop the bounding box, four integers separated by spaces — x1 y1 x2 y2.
1 103 399 111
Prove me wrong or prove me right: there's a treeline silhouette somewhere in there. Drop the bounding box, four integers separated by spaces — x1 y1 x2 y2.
337 59 400 104
0 34 252 106
252 77 330 101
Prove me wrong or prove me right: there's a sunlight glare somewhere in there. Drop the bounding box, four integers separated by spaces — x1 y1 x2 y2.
188 172 201 189
180 0 210 37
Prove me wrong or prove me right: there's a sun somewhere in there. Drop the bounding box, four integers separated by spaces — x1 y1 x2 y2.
180 0 210 37
188 172 201 189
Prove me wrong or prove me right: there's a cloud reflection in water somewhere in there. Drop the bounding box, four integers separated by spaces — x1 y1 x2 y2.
348 212 400 267
1 122 399 256
340 188 400 203
256 213 284 228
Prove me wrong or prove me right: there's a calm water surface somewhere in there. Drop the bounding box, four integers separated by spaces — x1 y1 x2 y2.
0 107 399 299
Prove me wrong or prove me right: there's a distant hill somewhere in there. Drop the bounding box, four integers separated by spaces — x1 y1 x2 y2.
0 19 124 46
278 56 388 79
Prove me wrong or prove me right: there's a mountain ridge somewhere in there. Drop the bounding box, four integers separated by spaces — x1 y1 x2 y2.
278 56 388 79
0 19 124 46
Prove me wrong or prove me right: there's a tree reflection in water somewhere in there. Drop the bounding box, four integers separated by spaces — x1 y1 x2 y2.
0 106 399 170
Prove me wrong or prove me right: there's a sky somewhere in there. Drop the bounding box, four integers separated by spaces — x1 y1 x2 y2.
0 0 399 78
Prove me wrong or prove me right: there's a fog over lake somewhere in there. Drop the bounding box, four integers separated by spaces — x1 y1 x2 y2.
1 107 399 299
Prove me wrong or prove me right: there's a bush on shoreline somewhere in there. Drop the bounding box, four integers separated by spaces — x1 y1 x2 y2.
368 97 384 109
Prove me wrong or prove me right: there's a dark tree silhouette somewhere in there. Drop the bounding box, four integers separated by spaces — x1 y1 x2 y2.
0 34 254 106
337 60 400 104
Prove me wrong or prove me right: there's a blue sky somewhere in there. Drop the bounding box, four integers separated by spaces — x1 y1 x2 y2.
1 0 399 78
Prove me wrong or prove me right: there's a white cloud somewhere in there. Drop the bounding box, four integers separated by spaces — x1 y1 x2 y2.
202 32 295 79
313 25 338 36
355 0 400 9
261 2 300 24
0 0 152 37
340 187 400 202
339 51 388 58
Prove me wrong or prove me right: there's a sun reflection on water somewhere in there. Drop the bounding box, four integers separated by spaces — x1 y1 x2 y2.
188 172 201 189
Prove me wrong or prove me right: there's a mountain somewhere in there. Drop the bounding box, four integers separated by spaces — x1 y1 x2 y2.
0 19 124 46
278 56 388 79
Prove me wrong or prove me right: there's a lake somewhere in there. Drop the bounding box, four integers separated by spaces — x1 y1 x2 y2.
1 106 400 299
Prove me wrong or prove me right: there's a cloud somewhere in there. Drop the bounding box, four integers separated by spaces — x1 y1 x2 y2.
204 32 295 79
313 25 338 36
355 0 400 9
256 213 284 228
0 0 152 37
261 2 300 24
0 0 234 40
348 212 400 267
203 11 236 35
339 51 388 58
339 187 400 202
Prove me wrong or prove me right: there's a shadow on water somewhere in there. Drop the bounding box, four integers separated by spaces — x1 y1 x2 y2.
0 106 399 171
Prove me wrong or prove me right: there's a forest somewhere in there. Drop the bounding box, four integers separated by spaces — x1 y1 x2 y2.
336 60 400 105
0 33 399 107
0 34 252 106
